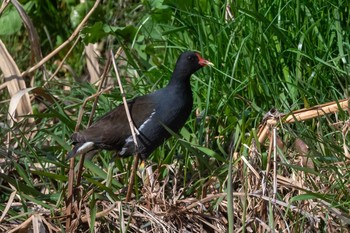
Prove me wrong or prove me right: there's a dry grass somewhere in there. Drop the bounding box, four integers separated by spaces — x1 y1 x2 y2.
1 98 349 232
2 117 349 232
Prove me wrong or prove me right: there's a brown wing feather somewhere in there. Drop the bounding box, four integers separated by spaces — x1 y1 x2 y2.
71 95 156 150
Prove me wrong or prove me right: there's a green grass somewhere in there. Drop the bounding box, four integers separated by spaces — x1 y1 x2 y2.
0 0 349 232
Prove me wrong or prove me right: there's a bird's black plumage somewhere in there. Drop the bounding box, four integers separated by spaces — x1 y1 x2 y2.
67 51 212 160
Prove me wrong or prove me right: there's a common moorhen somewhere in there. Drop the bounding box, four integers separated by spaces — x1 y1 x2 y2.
67 51 213 160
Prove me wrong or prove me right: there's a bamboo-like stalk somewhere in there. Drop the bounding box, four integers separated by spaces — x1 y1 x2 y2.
110 49 140 202
283 98 349 123
257 98 349 144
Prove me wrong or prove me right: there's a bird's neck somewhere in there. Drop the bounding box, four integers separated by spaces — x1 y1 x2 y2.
168 69 192 87
165 72 193 102
167 78 192 93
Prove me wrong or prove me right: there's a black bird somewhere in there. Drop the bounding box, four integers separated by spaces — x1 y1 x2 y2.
67 51 213 160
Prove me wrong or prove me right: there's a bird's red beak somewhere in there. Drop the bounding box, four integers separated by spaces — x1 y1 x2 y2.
196 53 214 67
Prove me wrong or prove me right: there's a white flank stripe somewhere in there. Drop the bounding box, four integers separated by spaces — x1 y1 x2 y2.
119 110 156 155
138 110 156 131
77 142 94 154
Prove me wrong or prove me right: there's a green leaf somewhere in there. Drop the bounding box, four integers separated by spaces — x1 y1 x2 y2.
84 160 124 189
81 23 137 43
13 163 32 187
0 2 34 35
90 193 97 233
30 170 68 182
19 193 53 209
193 145 226 162
151 7 172 23
81 22 107 43
0 173 41 196
70 2 89 28
106 25 138 41
280 163 320 176
290 193 320 202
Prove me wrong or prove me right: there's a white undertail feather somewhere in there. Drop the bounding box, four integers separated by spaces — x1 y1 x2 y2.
76 142 94 155
120 136 133 155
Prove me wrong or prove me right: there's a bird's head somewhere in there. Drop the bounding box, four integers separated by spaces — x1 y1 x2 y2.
170 51 213 84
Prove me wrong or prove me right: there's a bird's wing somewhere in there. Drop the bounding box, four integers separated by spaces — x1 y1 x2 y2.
71 95 156 148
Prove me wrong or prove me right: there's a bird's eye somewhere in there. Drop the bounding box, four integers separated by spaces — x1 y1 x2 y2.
187 56 194 61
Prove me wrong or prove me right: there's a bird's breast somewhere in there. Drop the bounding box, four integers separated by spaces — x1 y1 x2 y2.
155 92 193 131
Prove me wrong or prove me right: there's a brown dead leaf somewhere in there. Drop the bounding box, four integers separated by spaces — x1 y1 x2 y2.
11 0 43 65
0 39 33 125
85 43 101 84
